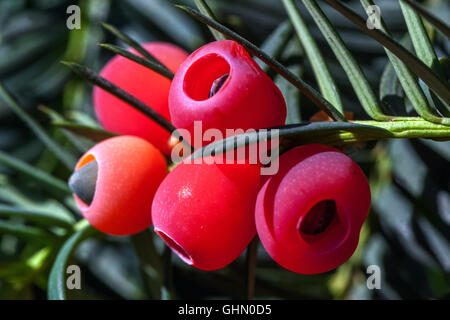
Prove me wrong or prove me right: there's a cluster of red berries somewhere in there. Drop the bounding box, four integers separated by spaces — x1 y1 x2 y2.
70 40 371 274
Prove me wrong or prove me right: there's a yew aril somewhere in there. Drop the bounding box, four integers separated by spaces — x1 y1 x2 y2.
255 144 371 274
152 158 261 270
70 136 167 236
169 40 286 147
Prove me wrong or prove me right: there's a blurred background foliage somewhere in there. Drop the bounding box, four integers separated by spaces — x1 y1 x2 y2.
0 0 449 299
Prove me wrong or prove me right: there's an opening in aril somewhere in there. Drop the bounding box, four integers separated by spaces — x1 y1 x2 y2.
183 53 230 101
209 74 229 98
155 229 194 265
299 200 337 237
69 154 98 207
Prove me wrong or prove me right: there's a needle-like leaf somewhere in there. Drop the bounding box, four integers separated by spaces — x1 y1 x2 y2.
189 122 385 160
257 21 293 75
194 0 226 41
0 84 78 169
275 64 303 124
61 61 177 134
321 0 450 105
39 106 95 153
399 0 444 75
131 229 164 299
124 0 203 50
361 0 449 125
379 59 404 116
99 44 174 80
51 121 117 142
300 0 388 120
0 220 56 244
0 205 74 229
282 0 343 113
189 119 450 160
48 220 98 300
0 150 71 195
398 0 450 117
100 22 172 73
401 0 450 39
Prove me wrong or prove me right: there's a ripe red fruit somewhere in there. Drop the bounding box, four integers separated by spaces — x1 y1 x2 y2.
72 136 167 236
94 42 188 155
255 144 371 274
168 40 286 146
152 158 261 270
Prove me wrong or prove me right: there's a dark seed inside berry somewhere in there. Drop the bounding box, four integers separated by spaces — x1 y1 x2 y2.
69 160 98 206
209 74 229 98
299 200 336 236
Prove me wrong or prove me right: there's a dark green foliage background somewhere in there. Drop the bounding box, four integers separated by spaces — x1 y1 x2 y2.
0 0 449 299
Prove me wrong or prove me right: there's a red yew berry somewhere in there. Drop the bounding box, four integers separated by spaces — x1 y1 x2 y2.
168 40 286 145
69 136 167 236
93 42 188 155
255 144 371 274
151 158 261 270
